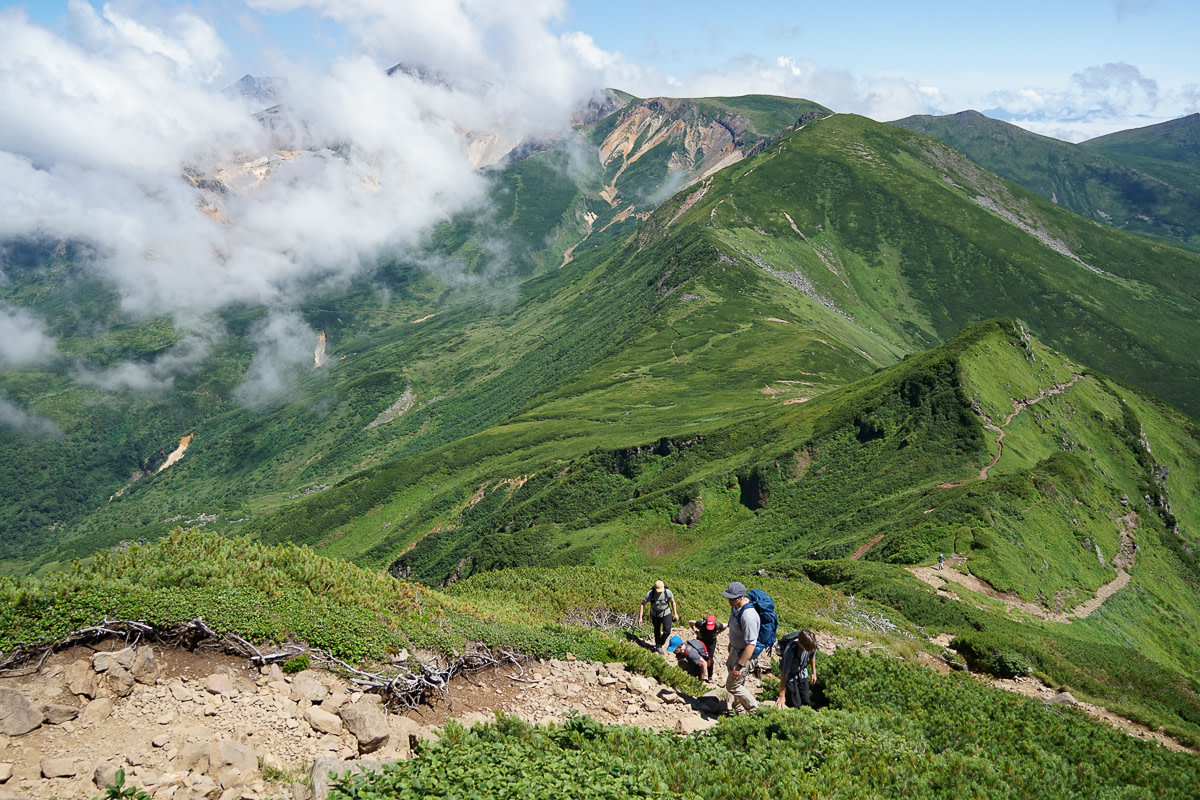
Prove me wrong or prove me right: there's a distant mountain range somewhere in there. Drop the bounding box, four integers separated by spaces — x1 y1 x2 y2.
891 110 1200 252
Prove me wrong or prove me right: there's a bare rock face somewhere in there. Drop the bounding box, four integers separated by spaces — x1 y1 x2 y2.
338 701 390 753
0 687 43 736
130 647 159 685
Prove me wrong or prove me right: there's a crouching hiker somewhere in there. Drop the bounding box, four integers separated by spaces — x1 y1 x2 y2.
668 635 710 681
689 614 726 682
776 630 819 709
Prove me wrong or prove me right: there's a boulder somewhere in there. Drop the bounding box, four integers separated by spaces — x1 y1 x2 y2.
0 688 43 736
289 672 328 703
205 674 235 696
130 647 160 685
107 665 136 697
172 742 209 774
261 663 286 682
0 762 13 783
338 701 390 753
79 697 114 725
94 762 120 789
304 705 343 735
209 739 256 773
42 703 80 724
41 757 78 778
66 659 99 698
327 691 351 712
1047 691 1079 706
676 715 719 734
310 758 385 800
92 648 135 672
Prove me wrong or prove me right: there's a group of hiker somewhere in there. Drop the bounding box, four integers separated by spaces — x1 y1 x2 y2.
637 579 819 714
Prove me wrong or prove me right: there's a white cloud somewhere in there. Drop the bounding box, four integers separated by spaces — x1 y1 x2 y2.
75 329 220 396
983 62 1164 141
233 310 321 408
0 305 59 366
0 394 60 437
0 0 607 400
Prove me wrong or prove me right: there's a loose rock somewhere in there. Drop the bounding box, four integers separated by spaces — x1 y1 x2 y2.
0 688 43 736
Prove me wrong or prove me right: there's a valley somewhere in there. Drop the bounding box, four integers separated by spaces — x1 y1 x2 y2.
2 86 1200 798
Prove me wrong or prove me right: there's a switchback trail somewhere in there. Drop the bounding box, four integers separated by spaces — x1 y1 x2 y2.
855 373 1086 560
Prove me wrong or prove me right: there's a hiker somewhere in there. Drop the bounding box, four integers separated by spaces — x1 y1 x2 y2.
938 553 945 570
776 629 819 708
668 635 710 681
689 614 727 681
636 580 678 652
723 581 759 713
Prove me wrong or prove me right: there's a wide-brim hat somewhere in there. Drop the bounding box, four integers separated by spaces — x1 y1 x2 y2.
722 581 746 599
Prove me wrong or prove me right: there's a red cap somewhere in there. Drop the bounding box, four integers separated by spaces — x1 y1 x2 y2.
704 615 717 630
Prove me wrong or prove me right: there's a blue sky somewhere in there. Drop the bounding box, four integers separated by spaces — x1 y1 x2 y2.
11 0 1199 140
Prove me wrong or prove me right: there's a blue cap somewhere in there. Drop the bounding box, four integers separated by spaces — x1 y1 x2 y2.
668 635 683 650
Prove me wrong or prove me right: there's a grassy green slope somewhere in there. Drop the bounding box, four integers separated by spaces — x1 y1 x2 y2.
1082 112 1200 189
891 110 1200 251
669 112 1200 418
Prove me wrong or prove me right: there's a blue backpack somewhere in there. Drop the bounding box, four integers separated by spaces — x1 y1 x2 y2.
735 589 778 659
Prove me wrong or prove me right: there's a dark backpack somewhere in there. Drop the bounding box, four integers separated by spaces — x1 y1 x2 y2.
735 589 778 658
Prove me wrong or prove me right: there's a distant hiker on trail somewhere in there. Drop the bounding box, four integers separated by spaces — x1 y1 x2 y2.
689 614 726 681
723 581 760 714
776 629 819 709
938 553 946 570
637 580 678 653
669 635 710 681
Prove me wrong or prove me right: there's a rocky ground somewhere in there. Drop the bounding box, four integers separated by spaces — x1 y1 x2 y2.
0 629 1190 800
0 635 755 800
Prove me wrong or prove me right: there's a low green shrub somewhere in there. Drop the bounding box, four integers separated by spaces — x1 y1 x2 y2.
281 654 310 674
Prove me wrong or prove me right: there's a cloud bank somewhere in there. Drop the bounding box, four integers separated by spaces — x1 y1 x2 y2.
0 0 608 404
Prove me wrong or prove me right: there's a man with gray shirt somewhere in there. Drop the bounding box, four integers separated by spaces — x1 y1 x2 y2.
723 581 759 714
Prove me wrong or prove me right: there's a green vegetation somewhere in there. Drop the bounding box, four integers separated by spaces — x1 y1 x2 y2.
1082 112 1200 192
330 651 1200 799
5 99 1200 788
892 110 1200 251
